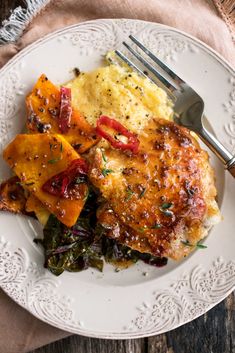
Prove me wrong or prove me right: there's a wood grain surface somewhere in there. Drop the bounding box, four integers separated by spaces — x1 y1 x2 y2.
0 1 234 353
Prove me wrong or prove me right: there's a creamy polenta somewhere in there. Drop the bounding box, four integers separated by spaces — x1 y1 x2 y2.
66 64 173 132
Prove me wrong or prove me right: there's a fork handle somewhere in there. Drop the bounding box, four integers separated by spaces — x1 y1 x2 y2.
198 128 235 178
199 128 233 164
226 159 235 178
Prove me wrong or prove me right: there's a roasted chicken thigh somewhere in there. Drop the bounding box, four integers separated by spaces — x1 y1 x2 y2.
89 118 220 260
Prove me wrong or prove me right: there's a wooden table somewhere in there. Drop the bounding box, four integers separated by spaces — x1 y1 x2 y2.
0 1 234 352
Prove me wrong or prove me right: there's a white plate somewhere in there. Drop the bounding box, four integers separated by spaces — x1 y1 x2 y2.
0 19 235 339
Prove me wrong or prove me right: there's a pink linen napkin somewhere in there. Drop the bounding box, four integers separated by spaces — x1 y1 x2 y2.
0 0 234 68
0 1 234 352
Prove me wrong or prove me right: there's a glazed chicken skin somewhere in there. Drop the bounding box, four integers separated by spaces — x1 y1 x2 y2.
89 118 220 260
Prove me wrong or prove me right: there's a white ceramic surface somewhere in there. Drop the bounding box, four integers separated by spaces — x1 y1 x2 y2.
0 19 234 338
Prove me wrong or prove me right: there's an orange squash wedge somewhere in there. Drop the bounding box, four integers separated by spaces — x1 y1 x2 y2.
26 74 99 153
3 133 88 227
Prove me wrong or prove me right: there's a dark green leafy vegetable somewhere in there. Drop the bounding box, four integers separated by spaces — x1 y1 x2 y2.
36 188 104 276
101 236 139 264
36 188 168 276
137 252 168 267
99 226 167 269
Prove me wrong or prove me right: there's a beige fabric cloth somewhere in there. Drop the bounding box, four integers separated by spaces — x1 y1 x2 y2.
0 0 234 68
0 1 234 353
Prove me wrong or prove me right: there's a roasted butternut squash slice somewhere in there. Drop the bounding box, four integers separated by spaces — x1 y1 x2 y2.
26 194 50 226
0 176 29 214
3 134 88 227
26 74 99 153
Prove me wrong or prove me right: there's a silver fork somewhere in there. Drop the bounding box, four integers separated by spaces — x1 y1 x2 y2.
115 35 235 178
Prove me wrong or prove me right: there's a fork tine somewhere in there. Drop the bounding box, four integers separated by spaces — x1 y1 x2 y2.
122 41 178 92
129 35 184 86
115 50 149 79
115 50 175 100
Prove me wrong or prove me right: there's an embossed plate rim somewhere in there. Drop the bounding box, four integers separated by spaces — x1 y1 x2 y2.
0 19 234 76
0 19 234 339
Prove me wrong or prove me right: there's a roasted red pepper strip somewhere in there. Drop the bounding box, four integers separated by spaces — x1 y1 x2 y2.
58 87 72 133
42 158 88 197
96 115 140 154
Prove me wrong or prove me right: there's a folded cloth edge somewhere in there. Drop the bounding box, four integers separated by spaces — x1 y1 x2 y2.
213 0 235 42
0 0 50 44
0 0 234 46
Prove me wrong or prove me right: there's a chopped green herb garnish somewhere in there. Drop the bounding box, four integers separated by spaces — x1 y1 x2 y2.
159 202 174 217
25 182 35 186
60 143 63 152
101 168 114 177
196 242 207 249
181 240 207 249
138 226 148 232
162 209 174 217
139 223 161 232
101 149 107 163
75 177 86 184
139 187 146 199
83 189 90 201
161 202 173 209
151 223 162 229
181 240 192 247
125 187 134 201
16 181 34 186
48 157 61 164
